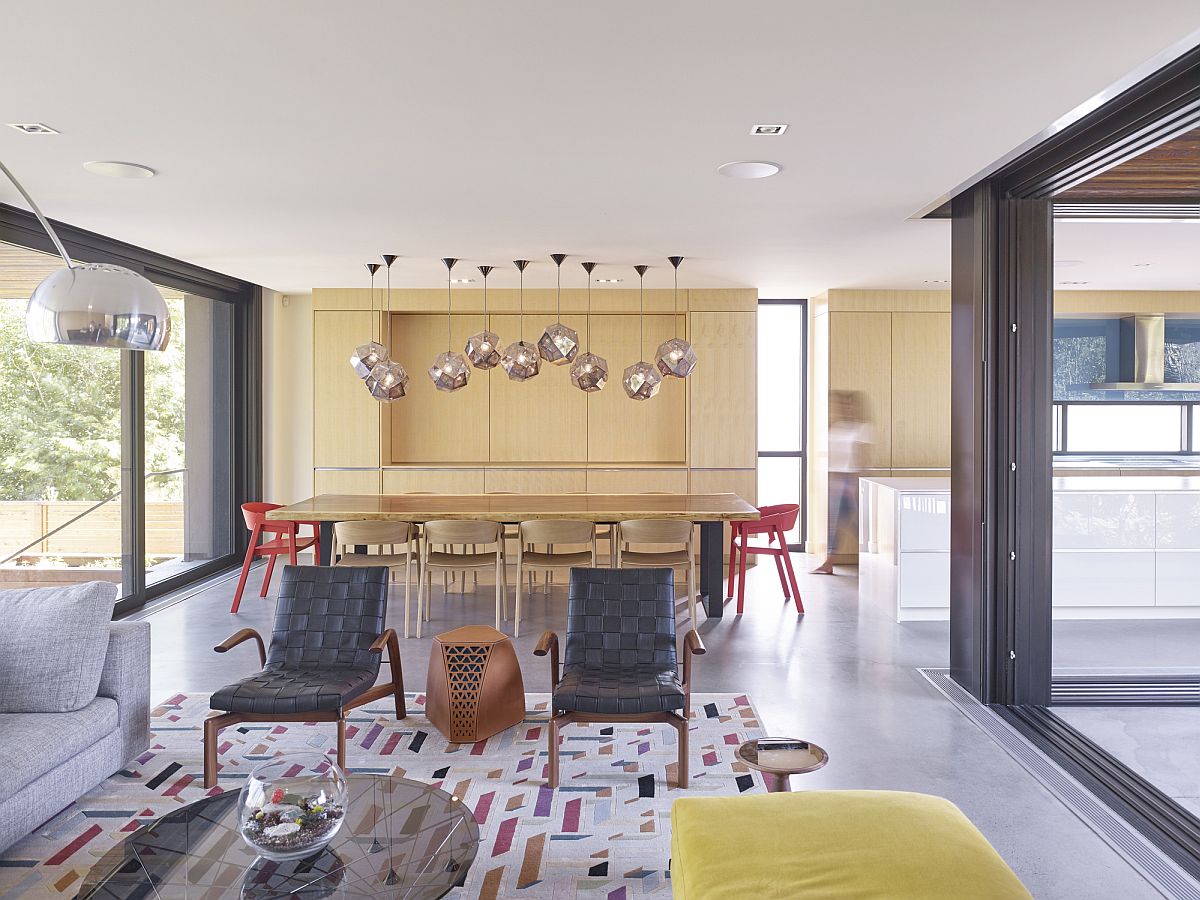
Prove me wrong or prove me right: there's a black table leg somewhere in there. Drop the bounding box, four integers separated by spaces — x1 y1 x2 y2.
319 522 334 565
699 520 724 618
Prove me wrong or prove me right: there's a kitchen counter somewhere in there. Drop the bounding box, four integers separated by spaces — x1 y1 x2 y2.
859 474 1200 622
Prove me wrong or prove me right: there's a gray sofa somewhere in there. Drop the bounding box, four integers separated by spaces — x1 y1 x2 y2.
0 617 151 853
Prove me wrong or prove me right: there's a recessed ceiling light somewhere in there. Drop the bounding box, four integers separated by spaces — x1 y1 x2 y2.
1057 281 1089 286
924 279 950 284
6 123 58 134
1132 262 1152 267
596 278 622 284
1054 259 1084 268
750 124 788 136
717 160 781 179
83 160 156 179
450 278 474 284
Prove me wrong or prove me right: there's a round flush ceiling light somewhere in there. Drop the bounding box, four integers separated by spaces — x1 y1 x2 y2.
717 160 781 179
83 161 156 179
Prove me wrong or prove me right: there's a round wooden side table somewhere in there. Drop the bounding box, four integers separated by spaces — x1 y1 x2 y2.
736 737 828 792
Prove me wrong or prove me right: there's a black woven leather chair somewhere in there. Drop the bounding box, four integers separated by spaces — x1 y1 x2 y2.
203 565 405 787
535 567 705 789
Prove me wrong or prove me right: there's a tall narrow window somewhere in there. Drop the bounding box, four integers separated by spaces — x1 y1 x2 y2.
756 300 806 546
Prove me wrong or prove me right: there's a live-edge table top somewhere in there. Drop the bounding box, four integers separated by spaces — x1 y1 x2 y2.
266 492 759 524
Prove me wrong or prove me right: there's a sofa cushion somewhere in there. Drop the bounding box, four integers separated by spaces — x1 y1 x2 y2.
0 581 117 712
670 790 1032 899
0 697 119 796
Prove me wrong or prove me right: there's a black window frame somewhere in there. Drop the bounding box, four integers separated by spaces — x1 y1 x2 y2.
0 203 263 616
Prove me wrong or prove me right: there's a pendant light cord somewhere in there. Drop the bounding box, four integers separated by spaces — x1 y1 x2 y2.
483 271 489 332
0 159 74 267
446 267 452 351
519 268 524 341
556 262 562 324
370 270 377 343
639 271 645 358
586 269 591 351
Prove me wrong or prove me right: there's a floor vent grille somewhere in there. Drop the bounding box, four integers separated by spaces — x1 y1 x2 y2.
920 667 1200 900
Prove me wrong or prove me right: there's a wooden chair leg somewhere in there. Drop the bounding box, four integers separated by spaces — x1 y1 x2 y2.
688 557 698 625
336 717 347 770
403 554 412 640
548 716 560 788
677 714 689 788
203 715 221 789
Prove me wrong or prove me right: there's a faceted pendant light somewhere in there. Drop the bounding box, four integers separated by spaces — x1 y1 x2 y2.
538 252 579 365
1 160 171 352
351 262 388 378
367 254 409 401
623 265 662 400
428 258 471 392
465 265 501 369
501 259 540 381
655 255 698 378
570 261 608 392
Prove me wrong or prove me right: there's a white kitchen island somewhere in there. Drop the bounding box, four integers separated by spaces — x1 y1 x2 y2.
859 475 1200 621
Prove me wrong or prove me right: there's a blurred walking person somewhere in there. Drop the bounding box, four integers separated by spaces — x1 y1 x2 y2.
812 390 872 575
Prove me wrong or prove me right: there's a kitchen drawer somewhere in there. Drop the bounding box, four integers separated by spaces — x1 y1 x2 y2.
1053 492 1155 550
1155 493 1200 550
898 493 950 552
1154 550 1200 607
898 551 951 608
1052 550 1155 607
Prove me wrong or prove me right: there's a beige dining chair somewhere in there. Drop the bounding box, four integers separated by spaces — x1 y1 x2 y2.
332 520 417 638
615 518 698 625
514 519 597 638
418 520 508 637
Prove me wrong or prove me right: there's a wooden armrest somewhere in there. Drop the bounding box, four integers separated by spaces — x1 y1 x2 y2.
682 628 704 697
684 629 706 656
214 628 266 667
534 631 560 690
533 631 559 656
369 628 399 653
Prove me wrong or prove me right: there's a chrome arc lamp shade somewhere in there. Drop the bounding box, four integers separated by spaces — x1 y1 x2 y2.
27 263 171 351
570 351 609 393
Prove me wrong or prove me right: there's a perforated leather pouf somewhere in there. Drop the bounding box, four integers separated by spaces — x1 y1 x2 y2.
425 625 525 743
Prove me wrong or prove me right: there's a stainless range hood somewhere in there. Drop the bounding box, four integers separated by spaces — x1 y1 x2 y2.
1088 315 1200 391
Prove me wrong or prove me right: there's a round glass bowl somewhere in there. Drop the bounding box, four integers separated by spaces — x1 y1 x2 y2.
238 753 348 860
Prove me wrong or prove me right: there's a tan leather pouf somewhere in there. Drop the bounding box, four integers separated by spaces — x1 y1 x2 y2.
425 625 525 743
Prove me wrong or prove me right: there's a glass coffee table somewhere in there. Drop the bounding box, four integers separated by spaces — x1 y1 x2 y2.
77 775 478 899
736 737 828 792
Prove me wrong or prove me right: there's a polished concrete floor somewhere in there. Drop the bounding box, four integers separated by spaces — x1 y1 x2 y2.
134 556 1172 899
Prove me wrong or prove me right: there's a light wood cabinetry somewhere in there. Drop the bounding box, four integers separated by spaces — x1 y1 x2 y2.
485 468 586 493
587 314 686 464
488 314 590 463
829 311 892 470
586 467 688 493
891 312 951 469
385 314 490 463
383 468 486 494
313 311 380 468
688 311 756 469
315 469 382 494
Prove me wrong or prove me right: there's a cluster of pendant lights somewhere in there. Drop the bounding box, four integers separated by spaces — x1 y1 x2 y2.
349 254 696 400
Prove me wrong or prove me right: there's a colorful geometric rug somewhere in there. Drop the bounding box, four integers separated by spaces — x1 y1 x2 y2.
0 692 766 898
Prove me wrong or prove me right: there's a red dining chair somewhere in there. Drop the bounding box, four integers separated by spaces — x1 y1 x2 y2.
726 504 804 615
230 502 322 613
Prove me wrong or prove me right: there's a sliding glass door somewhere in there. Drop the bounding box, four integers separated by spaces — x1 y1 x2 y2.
0 214 260 613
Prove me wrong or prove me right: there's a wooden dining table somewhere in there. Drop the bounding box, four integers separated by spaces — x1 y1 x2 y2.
267 492 759 618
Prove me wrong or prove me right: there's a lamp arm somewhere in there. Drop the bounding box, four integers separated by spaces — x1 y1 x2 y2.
0 158 74 267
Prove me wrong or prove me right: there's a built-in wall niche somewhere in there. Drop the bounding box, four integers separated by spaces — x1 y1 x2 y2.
382 311 687 465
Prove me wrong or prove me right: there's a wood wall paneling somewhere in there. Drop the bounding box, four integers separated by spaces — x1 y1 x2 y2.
586 468 689 493
313 310 380 467
891 312 951 468
688 468 758 560
828 311 892 470
807 302 830 554
386 314 491 463
587 314 686 464
382 468 486 494
488 314 589 462
314 469 382 494
689 311 757 468
485 468 587 493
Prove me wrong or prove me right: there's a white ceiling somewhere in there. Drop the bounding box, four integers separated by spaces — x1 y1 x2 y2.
1 2 1199 296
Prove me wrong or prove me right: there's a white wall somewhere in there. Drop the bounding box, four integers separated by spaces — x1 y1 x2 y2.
262 291 313 503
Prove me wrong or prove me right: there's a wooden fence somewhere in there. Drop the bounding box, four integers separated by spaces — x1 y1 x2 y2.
0 500 185 560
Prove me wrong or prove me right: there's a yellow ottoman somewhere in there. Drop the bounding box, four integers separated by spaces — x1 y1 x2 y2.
670 790 1032 899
